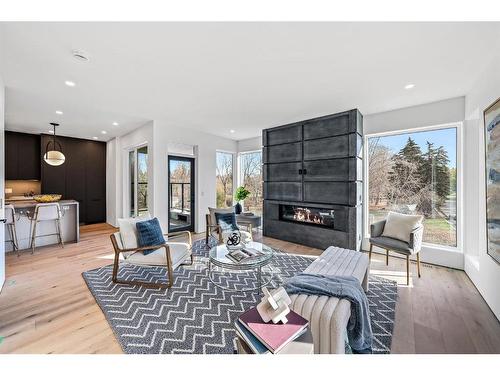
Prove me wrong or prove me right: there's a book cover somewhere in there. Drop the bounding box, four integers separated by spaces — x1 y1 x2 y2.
234 320 270 354
238 307 309 353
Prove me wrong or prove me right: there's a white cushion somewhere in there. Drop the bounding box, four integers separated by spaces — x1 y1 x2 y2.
117 214 151 257
208 207 234 226
381 211 423 243
124 241 190 268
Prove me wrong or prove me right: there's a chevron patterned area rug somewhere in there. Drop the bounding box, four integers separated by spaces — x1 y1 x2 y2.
82 239 397 354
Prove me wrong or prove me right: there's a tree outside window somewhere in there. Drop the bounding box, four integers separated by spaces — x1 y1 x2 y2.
216 152 234 208
239 151 263 216
368 128 457 247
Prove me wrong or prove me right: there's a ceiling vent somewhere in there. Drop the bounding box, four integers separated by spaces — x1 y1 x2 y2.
72 49 90 62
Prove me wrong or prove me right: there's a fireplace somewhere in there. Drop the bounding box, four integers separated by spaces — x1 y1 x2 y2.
279 204 335 229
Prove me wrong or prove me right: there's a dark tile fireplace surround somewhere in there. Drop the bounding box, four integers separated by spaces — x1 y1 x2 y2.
262 109 363 250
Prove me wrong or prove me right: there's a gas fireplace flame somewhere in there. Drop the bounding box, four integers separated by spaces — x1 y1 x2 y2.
293 207 325 225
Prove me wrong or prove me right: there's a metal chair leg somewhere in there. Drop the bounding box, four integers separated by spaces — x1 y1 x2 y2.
368 243 373 261
11 224 20 253
31 220 37 254
56 219 64 248
416 253 421 278
406 255 410 285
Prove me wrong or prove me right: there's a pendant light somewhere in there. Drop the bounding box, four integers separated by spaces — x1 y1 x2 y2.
44 123 66 166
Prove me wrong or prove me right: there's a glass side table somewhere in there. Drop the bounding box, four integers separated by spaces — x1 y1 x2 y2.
208 242 274 292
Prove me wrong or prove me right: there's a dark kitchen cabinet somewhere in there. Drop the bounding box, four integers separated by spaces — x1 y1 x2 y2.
5 131 41 180
41 134 106 224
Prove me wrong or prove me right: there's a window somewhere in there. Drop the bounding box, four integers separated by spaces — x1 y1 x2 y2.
216 151 234 208
239 151 263 216
129 145 148 217
367 127 457 247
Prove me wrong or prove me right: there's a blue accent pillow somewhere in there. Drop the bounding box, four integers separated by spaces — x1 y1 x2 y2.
215 212 239 232
136 218 165 255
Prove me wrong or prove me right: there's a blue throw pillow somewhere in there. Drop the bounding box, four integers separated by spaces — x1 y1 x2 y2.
136 218 165 255
215 212 239 232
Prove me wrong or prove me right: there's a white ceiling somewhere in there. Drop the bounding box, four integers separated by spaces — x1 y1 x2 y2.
0 22 499 141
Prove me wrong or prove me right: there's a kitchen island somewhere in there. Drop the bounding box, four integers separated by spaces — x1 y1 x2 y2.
4 199 79 252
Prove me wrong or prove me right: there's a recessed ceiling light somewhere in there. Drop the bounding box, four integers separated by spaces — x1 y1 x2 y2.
92 136 98 140
101 130 107 134
55 110 63 115
112 122 119 126
230 129 235 133
65 80 76 87
404 83 415 90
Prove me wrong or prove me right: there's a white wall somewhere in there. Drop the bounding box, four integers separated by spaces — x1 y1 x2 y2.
0 76 5 291
106 121 154 226
463 52 500 320
107 120 237 233
237 136 261 153
152 120 237 233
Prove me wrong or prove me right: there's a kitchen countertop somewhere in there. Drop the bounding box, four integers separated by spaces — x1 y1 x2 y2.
5 199 79 209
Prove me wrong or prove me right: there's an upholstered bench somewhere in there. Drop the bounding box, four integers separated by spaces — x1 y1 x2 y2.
288 246 369 354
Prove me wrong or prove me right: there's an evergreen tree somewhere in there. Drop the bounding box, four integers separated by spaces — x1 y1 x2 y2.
419 142 450 200
388 137 423 198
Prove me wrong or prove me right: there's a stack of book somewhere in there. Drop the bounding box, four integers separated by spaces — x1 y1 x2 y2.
235 307 309 354
226 246 264 263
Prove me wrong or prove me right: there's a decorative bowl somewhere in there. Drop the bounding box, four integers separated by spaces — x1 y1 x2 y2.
33 194 62 203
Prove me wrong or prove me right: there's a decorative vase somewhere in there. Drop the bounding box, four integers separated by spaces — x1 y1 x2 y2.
234 202 242 214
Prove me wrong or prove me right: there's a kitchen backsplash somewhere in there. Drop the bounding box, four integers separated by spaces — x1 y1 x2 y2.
5 180 41 197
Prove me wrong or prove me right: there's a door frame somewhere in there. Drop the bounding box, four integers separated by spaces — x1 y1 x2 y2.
168 155 195 233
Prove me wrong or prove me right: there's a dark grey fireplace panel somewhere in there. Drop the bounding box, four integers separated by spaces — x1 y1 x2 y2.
303 158 360 182
264 162 302 182
265 124 302 145
264 182 302 201
265 142 302 164
263 108 363 251
303 181 362 206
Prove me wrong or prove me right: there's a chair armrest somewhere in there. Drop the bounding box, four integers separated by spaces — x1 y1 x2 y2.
409 225 424 253
370 220 386 238
164 231 192 247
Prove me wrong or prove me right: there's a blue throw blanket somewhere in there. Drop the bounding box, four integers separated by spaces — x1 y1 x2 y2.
283 273 373 354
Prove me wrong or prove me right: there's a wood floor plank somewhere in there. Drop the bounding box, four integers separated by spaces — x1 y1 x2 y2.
0 224 498 354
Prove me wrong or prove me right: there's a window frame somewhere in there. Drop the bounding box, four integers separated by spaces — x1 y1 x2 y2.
127 143 149 218
363 121 463 253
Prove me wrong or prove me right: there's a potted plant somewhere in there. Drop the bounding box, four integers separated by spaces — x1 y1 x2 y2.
234 186 251 214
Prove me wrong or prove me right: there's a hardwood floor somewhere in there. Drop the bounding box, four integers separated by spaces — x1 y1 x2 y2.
0 223 499 354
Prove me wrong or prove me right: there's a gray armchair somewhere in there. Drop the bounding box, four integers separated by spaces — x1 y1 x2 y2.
369 220 423 285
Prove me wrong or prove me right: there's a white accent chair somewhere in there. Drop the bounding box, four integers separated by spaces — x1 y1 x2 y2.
4 204 19 254
28 203 64 254
110 216 193 288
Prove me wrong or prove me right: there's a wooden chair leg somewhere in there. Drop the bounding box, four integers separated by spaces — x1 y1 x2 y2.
205 226 209 244
12 224 20 254
368 243 373 261
417 252 421 278
112 252 120 283
386 249 389 265
406 255 410 285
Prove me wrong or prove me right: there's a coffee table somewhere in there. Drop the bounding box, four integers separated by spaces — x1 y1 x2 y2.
208 242 274 292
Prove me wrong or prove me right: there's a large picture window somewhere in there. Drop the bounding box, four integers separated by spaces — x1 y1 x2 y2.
367 127 458 247
239 151 263 216
216 151 234 208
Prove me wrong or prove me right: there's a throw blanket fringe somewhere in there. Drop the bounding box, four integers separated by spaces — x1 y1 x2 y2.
284 273 373 354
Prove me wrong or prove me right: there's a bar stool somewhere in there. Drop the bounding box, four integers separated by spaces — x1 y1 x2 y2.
28 203 64 254
4 204 20 255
